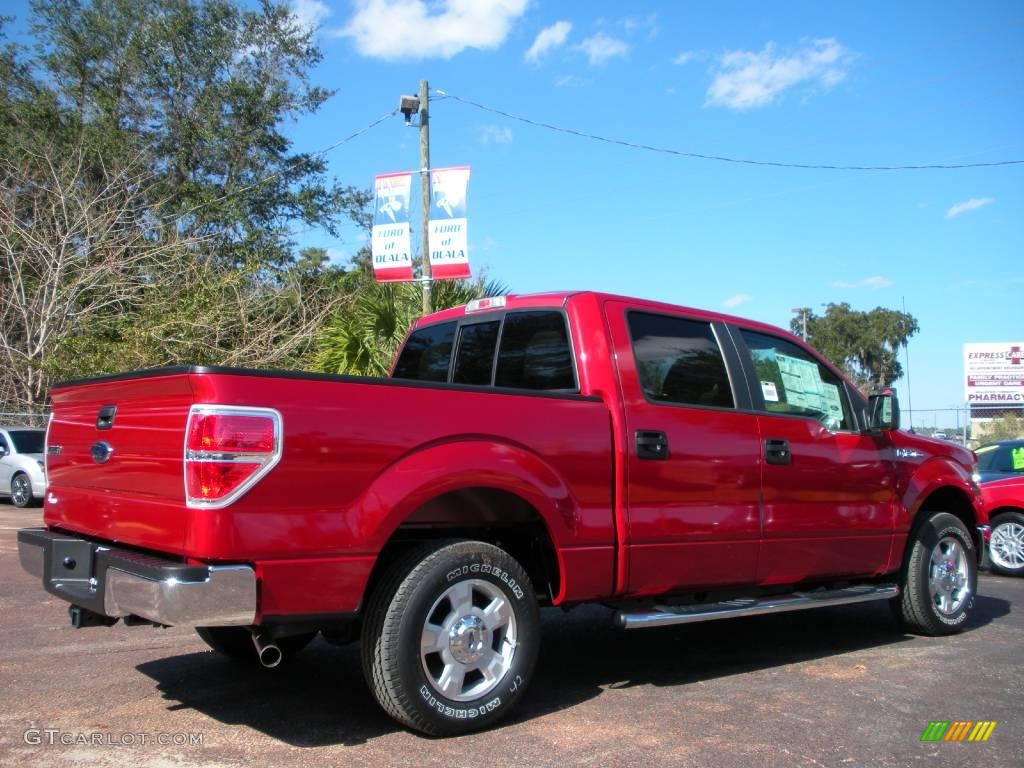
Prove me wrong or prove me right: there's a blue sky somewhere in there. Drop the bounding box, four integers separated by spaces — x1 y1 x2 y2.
9 1 1023 424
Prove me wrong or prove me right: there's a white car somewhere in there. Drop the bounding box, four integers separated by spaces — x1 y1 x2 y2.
0 427 47 508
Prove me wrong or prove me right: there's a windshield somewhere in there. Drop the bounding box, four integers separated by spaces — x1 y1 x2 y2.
975 444 1024 473
8 430 44 454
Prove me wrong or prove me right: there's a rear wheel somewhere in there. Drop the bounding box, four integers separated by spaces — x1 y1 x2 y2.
195 626 316 664
361 540 540 736
989 511 1024 576
893 512 977 635
10 473 36 508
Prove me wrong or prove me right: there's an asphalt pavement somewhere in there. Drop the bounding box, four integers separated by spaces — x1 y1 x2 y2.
0 505 1020 768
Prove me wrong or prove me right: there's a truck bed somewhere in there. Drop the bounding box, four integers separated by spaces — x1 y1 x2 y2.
45 366 616 616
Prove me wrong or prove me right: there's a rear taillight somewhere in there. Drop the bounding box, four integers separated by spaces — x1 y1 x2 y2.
184 406 282 508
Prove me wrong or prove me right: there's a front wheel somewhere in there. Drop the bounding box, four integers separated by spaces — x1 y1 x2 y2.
361 540 540 736
10 473 36 508
989 511 1024 576
893 512 977 635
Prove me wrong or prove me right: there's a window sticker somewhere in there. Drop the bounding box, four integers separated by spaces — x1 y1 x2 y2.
761 381 779 402
775 353 843 427
1012 446 1024 471
819 383 845 430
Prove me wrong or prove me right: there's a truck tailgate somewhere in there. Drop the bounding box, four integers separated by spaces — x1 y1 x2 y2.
45 373 195 553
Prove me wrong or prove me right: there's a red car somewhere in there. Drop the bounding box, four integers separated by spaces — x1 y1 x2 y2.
982 476 1024 576
18 291 986 735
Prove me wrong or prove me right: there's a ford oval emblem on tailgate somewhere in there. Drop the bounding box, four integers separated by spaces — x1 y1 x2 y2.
90 441 114 464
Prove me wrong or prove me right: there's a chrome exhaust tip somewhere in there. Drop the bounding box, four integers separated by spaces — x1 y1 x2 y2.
251 631 282 668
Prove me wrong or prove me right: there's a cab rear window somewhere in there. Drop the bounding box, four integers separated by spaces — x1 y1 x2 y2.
392 311 576 392
391 322 456 382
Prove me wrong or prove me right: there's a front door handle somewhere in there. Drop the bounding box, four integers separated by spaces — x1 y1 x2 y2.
636 431 669 460
765 438 791 465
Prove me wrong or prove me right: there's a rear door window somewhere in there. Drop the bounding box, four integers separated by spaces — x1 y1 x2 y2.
739 329 853 431
627 312 734 408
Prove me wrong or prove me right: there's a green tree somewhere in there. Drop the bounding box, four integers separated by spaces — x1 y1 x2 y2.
791 303 918 392
29 0 368 269
0 3 380 411
981 412 1024 443
314 273 508 377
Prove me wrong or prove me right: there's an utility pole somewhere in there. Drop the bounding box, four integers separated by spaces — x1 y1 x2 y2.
418 79 432 315
902 296 914 430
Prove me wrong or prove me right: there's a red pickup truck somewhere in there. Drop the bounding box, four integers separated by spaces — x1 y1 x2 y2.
19 291 986 735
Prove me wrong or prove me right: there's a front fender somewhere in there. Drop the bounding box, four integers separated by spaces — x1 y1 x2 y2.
899 456 981 532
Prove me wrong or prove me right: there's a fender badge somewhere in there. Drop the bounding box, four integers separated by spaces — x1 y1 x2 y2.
895 448 925 459
90 441 114 464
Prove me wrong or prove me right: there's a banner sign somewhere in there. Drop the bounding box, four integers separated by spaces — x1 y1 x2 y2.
371 172 413 282
428 166 471 280
963 342 1024 404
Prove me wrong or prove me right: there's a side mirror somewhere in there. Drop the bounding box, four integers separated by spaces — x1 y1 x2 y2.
867 390 900 431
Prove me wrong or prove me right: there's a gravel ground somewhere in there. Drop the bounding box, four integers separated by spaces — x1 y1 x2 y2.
1 505 1021 768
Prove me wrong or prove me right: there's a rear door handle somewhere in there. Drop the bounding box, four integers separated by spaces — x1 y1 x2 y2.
765 438 791 465
636 431 669 460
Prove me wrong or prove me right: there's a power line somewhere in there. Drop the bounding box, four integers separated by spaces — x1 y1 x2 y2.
433 89 1023 171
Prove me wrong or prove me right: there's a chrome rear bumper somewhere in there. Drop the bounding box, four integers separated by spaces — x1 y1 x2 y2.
17 528 256 627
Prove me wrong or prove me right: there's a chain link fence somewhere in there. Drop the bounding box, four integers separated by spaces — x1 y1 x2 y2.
905 406 1024 447
0 412 50 429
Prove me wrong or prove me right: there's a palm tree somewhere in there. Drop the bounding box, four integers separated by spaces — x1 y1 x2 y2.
314 275 508 377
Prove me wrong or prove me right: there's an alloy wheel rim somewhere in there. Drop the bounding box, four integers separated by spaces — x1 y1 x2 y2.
11 476 29 506
990 522 1024 570
928 536 970 615
420 578 517 702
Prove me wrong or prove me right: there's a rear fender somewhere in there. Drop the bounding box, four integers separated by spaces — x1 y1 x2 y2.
354 438 582 555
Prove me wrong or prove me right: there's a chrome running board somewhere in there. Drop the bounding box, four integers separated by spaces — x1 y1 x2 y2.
615 583 900 630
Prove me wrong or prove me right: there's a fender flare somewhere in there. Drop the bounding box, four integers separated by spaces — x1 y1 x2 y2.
901 456 980 527
351 437 586 575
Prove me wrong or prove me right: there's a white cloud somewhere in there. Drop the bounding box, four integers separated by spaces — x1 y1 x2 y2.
554 74 589 87
479 125 513 144
289 0 331 32
673 50 698 65
525 20 571 63
706 38 850 110
576 33 629 66
621 14 658 38
722 293 752 308
945 197 995 219
832 276 894 289
341 0 528 60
